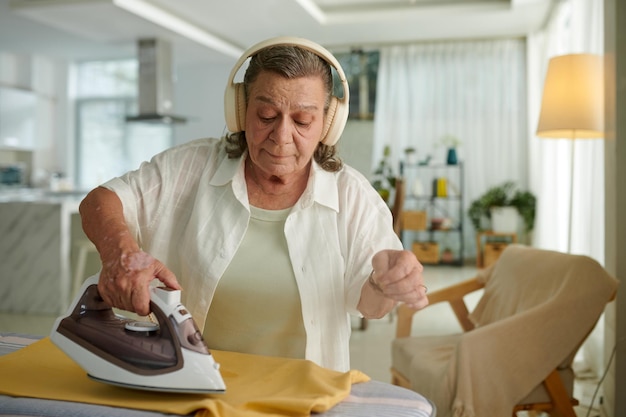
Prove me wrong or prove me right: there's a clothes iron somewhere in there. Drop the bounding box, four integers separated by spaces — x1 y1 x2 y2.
50 275 226 394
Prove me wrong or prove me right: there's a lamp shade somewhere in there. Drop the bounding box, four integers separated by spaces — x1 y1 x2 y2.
536 54 604 139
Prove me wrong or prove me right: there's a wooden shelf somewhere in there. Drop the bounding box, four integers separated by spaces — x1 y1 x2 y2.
475 231 517 268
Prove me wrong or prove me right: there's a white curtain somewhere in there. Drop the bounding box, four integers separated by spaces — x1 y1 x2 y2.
528 0 606 378
528 0 605 260
372 39 528 257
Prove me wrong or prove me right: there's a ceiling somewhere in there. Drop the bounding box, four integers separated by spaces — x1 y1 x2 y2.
0 0 555 65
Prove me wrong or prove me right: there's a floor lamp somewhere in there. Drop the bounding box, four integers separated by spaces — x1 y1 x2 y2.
536 53 604 253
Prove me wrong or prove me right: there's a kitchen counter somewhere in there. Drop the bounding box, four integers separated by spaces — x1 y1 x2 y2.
0 189 93 314
0 188 88 205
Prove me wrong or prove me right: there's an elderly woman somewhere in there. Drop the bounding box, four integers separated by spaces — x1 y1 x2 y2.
79 37 428 372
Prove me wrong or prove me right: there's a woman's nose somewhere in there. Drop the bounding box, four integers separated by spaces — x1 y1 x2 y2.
271 118 292 143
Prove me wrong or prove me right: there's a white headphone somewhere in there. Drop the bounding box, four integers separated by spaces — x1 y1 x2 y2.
223 36 350 146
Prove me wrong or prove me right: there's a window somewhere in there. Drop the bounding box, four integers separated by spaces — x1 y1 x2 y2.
75 60 172 189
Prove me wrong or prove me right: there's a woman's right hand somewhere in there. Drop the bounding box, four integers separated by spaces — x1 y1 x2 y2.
79 186 181 316
97 247 180 316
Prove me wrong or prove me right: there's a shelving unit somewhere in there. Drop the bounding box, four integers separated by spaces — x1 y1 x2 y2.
399 161 464 266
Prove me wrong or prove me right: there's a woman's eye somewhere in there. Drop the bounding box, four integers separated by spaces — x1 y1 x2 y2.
295 121 310 127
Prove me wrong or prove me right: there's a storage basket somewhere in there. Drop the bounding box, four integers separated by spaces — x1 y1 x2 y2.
402 210 427 230
483 242 509 268
412 241 440 264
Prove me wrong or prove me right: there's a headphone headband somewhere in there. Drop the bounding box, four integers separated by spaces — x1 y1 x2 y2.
223 36 350 146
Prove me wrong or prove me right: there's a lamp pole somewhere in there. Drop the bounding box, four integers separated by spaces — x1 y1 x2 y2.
568 140 575 253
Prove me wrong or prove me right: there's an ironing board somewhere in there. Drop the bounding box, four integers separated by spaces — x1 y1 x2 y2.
0 333 435 417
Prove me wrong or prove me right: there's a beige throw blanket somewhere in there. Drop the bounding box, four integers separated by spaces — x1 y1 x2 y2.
422 245 618 417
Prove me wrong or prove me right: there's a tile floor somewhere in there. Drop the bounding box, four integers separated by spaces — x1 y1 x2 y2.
0 264 604 417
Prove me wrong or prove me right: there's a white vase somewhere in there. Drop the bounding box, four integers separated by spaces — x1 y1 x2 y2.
490 206 518 233
412 178 424 196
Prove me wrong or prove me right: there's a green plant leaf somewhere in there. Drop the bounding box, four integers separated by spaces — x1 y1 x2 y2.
467 181 535 232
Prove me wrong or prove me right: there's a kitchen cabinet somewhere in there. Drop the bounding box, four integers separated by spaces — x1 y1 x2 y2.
0 193 94 314
0 86 37 149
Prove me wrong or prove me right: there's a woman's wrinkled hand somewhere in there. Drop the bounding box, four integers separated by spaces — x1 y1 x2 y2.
97 248 180 316
370 249 429 310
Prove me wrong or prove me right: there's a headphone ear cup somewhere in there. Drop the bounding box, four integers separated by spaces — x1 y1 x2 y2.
235 83 246 131
224 82 247 132
224 83 238 132
321 97 338 144
321 96 349 146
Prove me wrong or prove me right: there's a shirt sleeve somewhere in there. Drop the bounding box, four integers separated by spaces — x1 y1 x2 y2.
101 138 220 246
100 161 165 243
337 166 403 315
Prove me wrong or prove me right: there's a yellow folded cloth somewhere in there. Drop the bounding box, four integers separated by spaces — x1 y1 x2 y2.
0 338 369 417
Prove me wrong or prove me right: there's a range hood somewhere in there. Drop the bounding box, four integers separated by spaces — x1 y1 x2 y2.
126 38 187 124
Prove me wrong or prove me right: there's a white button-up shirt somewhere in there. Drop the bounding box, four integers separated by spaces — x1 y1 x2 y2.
104 137 402 371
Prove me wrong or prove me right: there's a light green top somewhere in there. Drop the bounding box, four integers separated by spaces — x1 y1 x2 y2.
203 205 306 359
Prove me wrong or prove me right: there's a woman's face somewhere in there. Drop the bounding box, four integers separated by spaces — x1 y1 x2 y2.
245 71 327 180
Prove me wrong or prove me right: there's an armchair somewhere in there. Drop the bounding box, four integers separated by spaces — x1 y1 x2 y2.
391 244 618 417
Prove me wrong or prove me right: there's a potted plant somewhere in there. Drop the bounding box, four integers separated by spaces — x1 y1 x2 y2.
510 190 537 234
441 247 455 263
404 147 417 164
372 145 396 202
468 181 536 233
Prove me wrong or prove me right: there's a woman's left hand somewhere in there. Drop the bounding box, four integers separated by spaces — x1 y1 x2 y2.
370 249 428 310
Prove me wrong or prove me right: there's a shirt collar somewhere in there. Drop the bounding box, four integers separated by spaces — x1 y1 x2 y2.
306 160 339 212
210 153 243 187
209 153 339 213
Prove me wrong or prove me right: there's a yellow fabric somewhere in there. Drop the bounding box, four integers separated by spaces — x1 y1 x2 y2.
0 338 369 417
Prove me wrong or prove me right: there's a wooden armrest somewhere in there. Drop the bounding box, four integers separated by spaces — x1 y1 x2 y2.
395 276 485 338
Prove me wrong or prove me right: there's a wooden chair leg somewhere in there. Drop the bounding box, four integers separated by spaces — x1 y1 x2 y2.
390 368 411 389
512 369 579 417
542 369 578 417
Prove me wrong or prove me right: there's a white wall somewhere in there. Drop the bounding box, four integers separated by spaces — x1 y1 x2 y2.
172 61 233 145
337 119 375 177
